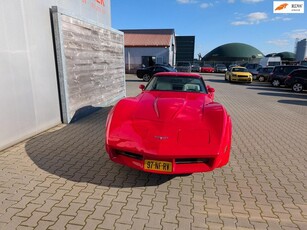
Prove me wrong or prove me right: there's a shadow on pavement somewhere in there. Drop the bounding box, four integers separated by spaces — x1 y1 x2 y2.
247 85 295 93
258 92 307 100
206 79 227 84
70 105 101 123
126 79 143 83
278 99 307 106
25 107 174 188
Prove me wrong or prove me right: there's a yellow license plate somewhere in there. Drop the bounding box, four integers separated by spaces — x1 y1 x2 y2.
144 160 172 172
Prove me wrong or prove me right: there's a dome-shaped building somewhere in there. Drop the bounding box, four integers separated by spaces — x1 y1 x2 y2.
202 43 264 66
266 52 296 64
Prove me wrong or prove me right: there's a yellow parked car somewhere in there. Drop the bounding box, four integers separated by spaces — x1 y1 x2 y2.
225 66 253 83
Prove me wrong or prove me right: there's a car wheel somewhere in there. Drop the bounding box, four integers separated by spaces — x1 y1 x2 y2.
142 74 151 82
292 83 303 92
272 79 280 87
229 76 232 83
225 74 228 81
258 76 265 82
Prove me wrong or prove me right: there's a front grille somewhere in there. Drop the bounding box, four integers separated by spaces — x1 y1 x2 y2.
175 158 212 165
238 75 248 78
115 150 143 160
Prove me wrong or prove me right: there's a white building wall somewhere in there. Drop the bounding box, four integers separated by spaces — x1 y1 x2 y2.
0 0 111 150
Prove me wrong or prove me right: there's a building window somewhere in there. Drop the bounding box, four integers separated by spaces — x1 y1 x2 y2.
142 56 156 67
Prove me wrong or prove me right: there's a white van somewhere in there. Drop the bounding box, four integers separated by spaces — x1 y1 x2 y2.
259 57 282 67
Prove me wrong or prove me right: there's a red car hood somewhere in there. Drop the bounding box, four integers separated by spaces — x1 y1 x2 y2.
133 91 211 122
107 91 227 157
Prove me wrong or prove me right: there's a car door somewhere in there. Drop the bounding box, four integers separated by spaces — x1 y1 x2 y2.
145 67 155 76
301 71 307 87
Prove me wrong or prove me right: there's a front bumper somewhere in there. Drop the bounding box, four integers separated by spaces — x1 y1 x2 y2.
231 76 252 82
106 145 226 174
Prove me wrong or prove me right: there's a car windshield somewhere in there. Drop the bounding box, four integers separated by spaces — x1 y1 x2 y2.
163 66 176 71
264 67 274 72
145 76 207 93
232 68 249 72
203 64 212 67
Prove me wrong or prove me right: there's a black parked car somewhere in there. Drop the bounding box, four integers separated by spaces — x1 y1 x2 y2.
284 69 307 92
256 66 274 82
136 65 176 82
268 65 307 87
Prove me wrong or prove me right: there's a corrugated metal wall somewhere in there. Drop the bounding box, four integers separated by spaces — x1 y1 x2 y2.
52 8 125 123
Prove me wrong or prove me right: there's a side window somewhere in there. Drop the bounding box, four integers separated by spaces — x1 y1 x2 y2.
284 67 296 74
275 67 283 74
154 67 164 72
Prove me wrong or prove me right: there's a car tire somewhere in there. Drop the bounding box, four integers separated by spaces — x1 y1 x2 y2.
225 74 228 81
272 79 280 87
292 82 303 92
143 74 151 82
229 76 232 83
258 76 265 82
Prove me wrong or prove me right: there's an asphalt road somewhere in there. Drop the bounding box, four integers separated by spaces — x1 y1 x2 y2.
0 73 306 229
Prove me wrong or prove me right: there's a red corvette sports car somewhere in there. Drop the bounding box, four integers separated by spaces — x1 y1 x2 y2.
200 64 215 73
105 72 232 174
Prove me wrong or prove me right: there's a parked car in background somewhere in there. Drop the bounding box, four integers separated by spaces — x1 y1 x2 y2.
256 66 274 82
214 64 227 73
191 63 201 72
176 61 192 72
227 64 237 71
225 66 253 83
154 63 173 68
245 63 262 79
200 64 214 73
136 65 177 82
284 69 307 92
268 65 307 87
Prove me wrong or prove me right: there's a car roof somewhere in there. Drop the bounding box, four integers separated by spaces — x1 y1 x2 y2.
154 72 202 79
275 65 306 68
232 66 246 69
291 68 307 72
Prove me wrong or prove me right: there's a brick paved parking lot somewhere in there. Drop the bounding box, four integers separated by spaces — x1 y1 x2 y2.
0 73 307 229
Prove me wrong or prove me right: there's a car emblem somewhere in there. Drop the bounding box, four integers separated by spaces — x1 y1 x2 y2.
154 136 169 140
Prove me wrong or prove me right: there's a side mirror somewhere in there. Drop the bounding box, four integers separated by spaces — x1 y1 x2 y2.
207 86 215 93
207 86 215 100
139 84 145 91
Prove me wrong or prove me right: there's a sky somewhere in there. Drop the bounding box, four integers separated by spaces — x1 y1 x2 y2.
110 0 307 58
